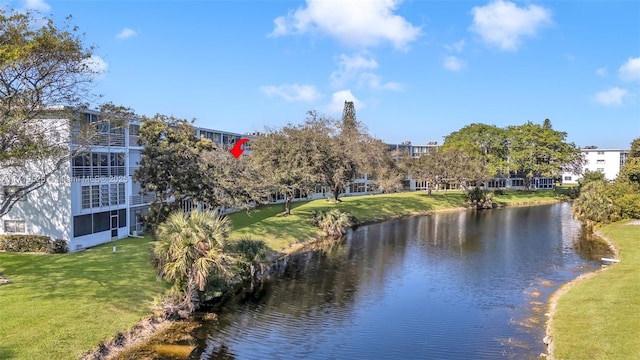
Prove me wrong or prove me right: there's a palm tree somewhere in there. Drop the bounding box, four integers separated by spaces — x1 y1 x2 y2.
154 210 234 314
233 238 271 278
311 209 355 238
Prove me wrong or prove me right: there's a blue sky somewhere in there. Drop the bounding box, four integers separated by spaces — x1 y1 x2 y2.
6 0 640 148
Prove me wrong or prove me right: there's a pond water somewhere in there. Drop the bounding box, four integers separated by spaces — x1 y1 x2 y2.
157 203 605 359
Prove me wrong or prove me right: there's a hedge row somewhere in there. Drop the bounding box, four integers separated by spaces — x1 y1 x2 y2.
0 235 68 254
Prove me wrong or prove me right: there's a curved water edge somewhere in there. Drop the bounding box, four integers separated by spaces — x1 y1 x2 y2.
544 226 621 359
116 202 608 360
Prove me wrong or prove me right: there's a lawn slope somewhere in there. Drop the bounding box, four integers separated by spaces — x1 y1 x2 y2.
549 221 640 360
0 237 167 359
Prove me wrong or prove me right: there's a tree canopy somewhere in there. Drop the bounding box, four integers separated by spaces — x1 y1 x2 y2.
442 120 582 189
0 9 105 216
135 115 267 227
250 110 390 214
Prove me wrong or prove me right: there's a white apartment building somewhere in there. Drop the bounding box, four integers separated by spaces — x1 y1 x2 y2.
0 110 259 251
562 149 629 184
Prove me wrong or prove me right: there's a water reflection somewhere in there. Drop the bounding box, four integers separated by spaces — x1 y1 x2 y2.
162 203 601 360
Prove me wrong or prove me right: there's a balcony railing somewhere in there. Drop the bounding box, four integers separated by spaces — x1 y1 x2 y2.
72 166 126 178
130 194 156 206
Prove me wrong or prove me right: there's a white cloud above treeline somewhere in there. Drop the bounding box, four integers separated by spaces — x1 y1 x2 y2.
327 89 363 114
618 57 640 83
594 87 627 106
260 84 321 102
116 28 137 39
470 0 552 51
270 0 421 50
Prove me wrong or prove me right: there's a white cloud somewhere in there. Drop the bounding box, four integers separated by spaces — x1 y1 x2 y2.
24 0 51 12
444 39 466 53
618 57 640 83
116 28 137 39
470 0 552 51
596 67 607 77
327 89 364 114
359 73 402 91
594 87 628 106
82 55 108 78
444 56 466 72
269 0 421 50
329 53 400 91
260 84 321 102
330 53 378 87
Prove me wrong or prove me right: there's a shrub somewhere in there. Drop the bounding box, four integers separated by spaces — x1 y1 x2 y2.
230 238 271 277
466 187 493 209
49 239 69 254
309 209 356 238
0 235 68 253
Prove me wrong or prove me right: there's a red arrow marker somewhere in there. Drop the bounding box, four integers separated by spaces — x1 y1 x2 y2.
229 138 250 158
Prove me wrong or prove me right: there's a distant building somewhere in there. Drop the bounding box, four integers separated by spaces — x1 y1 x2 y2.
562 149 629 184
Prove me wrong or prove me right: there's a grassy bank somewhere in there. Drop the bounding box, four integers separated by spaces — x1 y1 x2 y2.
0 237 167 360
548 221 640 360
228 189 559 251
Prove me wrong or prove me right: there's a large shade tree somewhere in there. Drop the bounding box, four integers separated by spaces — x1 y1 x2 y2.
0 9 108 216
135 115 267 226
249 115 329 215
507 120 583 189
250 107 391 213
442 123 509 176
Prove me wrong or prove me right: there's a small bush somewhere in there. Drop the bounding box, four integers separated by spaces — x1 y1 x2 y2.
230 238 271 277
466 187 494 209
0 235 68 253
309 209 356 238
49 239 69 254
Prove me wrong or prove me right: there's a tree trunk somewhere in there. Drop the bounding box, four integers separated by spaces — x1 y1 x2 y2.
285 196 291 215
332 186 342 202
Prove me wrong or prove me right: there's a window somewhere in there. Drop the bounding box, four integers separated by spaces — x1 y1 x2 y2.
596 159 605 164
91 185 100 208
93 212 110 232
597 151 605 155
110 184 119 206
74 210 125 237
118 209 127 228
100 184 109 207
597 168 605 173
118 183 125 204
564 176 572 181
74 214 92 237
4 220 25 233
81 186 91 209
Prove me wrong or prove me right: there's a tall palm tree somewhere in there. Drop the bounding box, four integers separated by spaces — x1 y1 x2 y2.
154 210 234 314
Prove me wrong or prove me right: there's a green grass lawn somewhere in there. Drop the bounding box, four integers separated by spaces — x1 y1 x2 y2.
0 237 168 360
550 221 640 360
228 189 559 251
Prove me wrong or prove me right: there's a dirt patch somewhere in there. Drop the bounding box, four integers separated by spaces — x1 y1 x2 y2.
625 219 640 226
